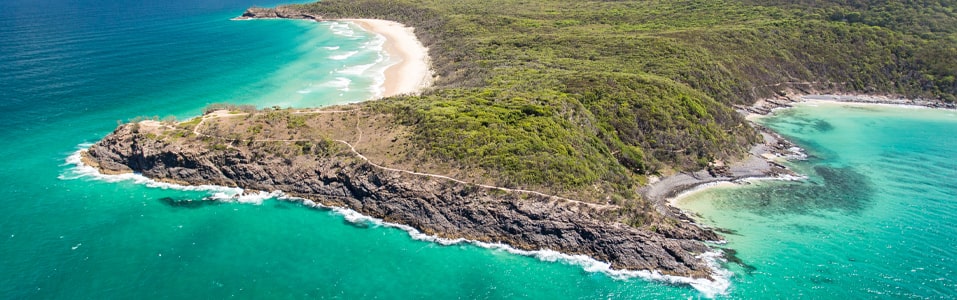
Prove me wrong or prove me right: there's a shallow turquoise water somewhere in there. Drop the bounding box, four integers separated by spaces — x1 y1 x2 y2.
0 1 703 298
3 0 956 298
678 103 957 298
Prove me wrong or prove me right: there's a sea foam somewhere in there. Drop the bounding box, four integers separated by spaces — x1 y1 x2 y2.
61 147 242 194
301 196 733 298
322 77 351 92
328 22 355 37
62 145 732 298
337 63 376 75
358 34 389 98
328 51 359 60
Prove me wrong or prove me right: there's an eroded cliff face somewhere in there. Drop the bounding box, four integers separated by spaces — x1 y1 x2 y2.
83 123 720 278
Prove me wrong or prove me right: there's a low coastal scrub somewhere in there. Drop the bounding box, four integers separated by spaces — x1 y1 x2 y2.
202 103 257 115
281 0 955 199
82 1 955 277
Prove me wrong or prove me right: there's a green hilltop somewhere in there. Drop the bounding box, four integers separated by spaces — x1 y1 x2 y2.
275 0 955 202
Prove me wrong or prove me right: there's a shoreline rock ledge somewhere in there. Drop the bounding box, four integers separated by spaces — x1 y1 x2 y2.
81 122 722 280
232 7 322 21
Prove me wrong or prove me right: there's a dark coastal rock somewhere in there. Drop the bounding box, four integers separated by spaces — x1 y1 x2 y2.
707 165 732 178
233 7 322 21
83 124 721 279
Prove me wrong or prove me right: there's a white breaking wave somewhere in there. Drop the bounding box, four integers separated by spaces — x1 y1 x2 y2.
786 146 808 160
322 46 340 51
328 22 355 37
337 62 376 75
296 197 733 298
61 145 732 298
329 51 359 61
321 77 351 92
333 34 389 99
368 50 389 98
325 30 390 99
362 34 386 51
61 148 242 194
363 34 389 99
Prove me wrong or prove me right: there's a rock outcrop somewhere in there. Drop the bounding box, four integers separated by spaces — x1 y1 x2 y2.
233 7 322 21
83 123 721 279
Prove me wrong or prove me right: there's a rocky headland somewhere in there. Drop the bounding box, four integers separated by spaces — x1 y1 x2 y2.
81 115 722 278
232 7 322 21
81 3 957 284
80 5 730 280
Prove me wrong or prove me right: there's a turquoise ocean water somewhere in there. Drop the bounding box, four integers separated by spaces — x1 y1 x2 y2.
2 0 955 298
678 103 957 298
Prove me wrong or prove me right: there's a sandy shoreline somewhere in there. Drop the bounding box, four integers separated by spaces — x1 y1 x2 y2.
640 130 803 223
233 13 435 98
343 19 434 98
648 92 954 224
742 93 954 118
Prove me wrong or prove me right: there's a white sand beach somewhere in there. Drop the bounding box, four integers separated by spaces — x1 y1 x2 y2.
344 19 434 98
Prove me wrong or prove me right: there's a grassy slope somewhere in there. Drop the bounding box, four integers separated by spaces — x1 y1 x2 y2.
264 0 956 210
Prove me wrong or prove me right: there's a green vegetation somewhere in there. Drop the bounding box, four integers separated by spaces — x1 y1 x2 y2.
277 0 954 198
202 103 258 115
177 117 202 129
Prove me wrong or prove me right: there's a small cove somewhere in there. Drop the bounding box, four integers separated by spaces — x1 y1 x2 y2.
676 102 957 298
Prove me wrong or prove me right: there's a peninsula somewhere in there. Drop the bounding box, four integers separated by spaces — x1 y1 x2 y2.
83 0 956 282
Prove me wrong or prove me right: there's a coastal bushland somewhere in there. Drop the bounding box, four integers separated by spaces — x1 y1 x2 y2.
267 0 955 203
